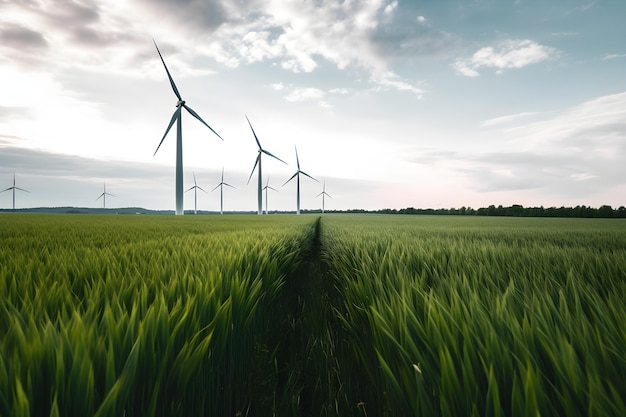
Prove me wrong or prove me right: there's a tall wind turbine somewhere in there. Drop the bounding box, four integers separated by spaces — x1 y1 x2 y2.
211 167 235 215
185 172 207 214
1 173 29 210
246 115 287 215
315 181 332 214
96 182 115 209
262 175 278 215
153 40 223 215
283 146 318 215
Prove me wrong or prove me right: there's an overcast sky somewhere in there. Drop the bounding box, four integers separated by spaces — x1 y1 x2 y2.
1 0 625 212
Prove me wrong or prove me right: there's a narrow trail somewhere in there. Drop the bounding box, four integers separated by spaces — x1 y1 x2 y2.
270 216 349 416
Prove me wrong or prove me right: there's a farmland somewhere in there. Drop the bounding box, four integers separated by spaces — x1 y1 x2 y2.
1 214 625 416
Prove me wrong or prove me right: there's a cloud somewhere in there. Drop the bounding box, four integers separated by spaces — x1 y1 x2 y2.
475 93 626 196
196 0 436 95
407 92 626 200
0 1 148 70
271 82 285 91
0 106 32 122
602 53 626 60
480 112 539 128
454 39 557 77
570 1 596 13
133 0 230 33
1 1 431 96
0 22 47 49
279 84 352 108
371 72 424 97
284 87 326 103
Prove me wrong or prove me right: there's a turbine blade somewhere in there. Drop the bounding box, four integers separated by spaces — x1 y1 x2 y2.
262 149 287 165
283 172 298 186
153 39 182 101
315 192 323 197
223 183 236 189
295 146 300 170
193 172 197 186
245 115 262 149
154 108 181 156
301 171 319 182
185 186 195 193
96 193 104 200
197 186 208 194
1 187 13 193
327 193 333 198
184 104 223 140
267 186 278 192
15 187 30 193
247 155 260 185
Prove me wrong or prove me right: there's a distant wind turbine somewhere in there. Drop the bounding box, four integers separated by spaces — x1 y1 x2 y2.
185 172 207 215
1 173 29 210
283 146 318 215
152 40 223 215
96 182 115 209
262 175 278 215
246 115 287 215
211 167 236 215
315 181 332 213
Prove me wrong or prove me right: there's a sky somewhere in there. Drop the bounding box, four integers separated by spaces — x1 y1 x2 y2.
1 0 625 212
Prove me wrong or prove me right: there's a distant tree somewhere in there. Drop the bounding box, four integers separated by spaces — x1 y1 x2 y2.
597 205 614 218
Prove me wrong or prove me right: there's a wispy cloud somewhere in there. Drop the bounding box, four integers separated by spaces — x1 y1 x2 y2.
570 1 597 14
454 39 557 77
407 92 626 199
370 71 424 97
278 84 351 108
477 93 626 195
481 112 539 128
284 87 326 103
602 53 626 60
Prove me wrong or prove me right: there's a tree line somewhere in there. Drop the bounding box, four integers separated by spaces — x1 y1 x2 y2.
374 204 626 218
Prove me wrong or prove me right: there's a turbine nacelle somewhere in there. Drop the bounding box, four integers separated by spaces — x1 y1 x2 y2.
176 100 186 107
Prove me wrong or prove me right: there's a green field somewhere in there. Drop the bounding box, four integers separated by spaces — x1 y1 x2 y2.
1 214 625 416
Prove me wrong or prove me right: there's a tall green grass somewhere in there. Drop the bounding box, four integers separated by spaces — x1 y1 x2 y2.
0 214 315 417
320 215 626 416
2 213 625 416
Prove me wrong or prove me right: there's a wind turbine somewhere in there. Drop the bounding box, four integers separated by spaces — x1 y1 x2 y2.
1 173 29 210
211 167 235 215
246 115 287 215
152 40 223 215
185 172 207 214
262 175 278 215
283 146 318 215
96 182 115 209
315 181 332 213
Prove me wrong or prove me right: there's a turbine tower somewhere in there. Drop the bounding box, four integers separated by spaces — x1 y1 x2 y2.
315 181 332 213
211 167 235 215
1 173 29 210
246 115 286 215
153 40 222 215
262 175 278 215
283 146 318 215
96 182 115 209
185 172 207 215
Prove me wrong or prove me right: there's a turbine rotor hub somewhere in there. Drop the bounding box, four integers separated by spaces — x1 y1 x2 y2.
176 100 185 107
